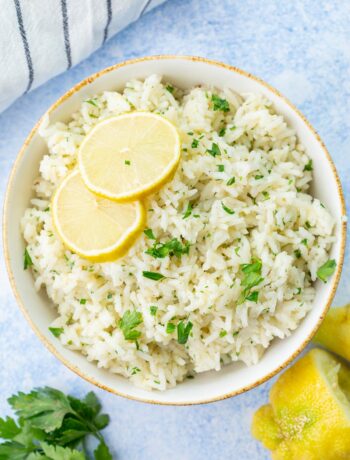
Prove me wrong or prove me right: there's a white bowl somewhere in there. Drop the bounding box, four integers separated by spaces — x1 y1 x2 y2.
3 56 347 405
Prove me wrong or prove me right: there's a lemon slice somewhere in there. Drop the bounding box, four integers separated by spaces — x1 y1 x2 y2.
78 112 181 202
252 349 350 459
52 170 145 262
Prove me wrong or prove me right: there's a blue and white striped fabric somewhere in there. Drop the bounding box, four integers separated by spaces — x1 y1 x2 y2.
1 0 166 112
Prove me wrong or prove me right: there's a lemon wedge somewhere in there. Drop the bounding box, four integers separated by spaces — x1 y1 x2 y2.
52 170 145 262
78 112 181 202
314 304 350 361
252 349 350 459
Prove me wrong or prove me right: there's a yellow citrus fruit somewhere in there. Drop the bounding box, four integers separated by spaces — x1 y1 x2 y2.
252 349 350 460
52 170 145 262
314 304 350 361
78 112 181 202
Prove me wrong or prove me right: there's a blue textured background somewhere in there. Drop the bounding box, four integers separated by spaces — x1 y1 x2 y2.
1 1 349 458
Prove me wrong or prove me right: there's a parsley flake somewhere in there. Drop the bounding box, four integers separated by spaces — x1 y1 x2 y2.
207 143 221 157
142 271 165 281
317 259 336 283
226 177 236 186
191 139 199 148
144 228 156 240
166 322 176 334
48 327 64 338
145 238 190 259
221 202 235 215
150 306 158 316
182 202 193 219
211 94 230 112
23 248 33 270
177 320 193 344
304 159 313 171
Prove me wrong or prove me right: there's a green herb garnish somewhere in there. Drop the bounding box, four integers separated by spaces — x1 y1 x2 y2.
48 327 64 338
80 298 87 304
217 164 225 172
218 127 226 137
166 84 174 94
150 306 158 316
211 94 230 112
238 259 264 304
226 177 236 186
246 291 259 302
221 202 235 215
304 159 313 171
23 248 33 270
219 330 227 338
124 160 131 165
191 139 199 148
119 310 143 341
255 174 264 180
1 387 112 459
294 249 302 259
131 367 141 375
177 320 193 344
144 228 156 240
166 322 176 334
182 202 193 219
301 239 308 246
146 237 190 259
317 259 336 283
86 98 98 107
142 271 165 281
207 143 221 157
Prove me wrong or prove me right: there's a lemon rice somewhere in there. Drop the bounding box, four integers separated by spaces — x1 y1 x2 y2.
21 74 336 390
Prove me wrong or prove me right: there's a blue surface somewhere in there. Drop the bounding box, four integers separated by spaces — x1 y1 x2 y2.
1 1 350 459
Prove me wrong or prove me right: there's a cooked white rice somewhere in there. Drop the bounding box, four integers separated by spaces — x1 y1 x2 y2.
22 74 336 390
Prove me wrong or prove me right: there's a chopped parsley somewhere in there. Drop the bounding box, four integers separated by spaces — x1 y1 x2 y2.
145 238 190 259
182 202 193 219
207 143 221 157
226 177 236 186
142 271 165 281
144 228 156 240
246 291 259 302
317 259 336 283
131 367 141 375
166 322 176 334
48 327 64 338
191 139 199 148
23 247 33 270
211 94 230 112
217 164 225 172
301 239 308 246
177 320 193 344
166 84 174 94
304 159 313 171
119 310 143 341
150 306 158 316
218 127 226 137
85 98 98 107
294 249 302 259
219 330 227 338
262 191 270 200
255 174 264 180
124 160 131 165
221 202 235 215
238 259 264 304
305 221 312 229
79 298 87 304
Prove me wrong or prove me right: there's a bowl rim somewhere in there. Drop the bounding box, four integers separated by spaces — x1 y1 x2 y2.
3 54 347 405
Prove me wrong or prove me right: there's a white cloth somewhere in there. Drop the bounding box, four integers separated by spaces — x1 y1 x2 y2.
1 0 165 112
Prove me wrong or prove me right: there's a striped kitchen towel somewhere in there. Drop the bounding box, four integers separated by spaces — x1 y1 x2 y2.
1 0 166 113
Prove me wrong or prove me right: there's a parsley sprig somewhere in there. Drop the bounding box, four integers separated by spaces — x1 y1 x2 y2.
23 247 33 270
0 387 112 459
145 238 190 259
119 310 143 342
238 259 264 304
